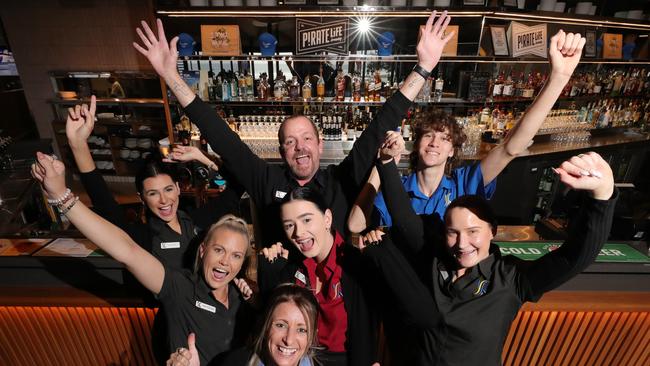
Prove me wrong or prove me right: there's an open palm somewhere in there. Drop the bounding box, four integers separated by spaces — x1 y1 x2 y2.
133 19 179 80
417 10 454 71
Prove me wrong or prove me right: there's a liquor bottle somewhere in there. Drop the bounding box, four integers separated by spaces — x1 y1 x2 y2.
221 76 231 101
373 70 383 101
316 68 326 101
433 75 444 102
215 76 223 100
207 77 217 102
274 75 286 100
492 71 504 99
502 72 514 99
257 73 269 100
289 75 301 100
245 71 254 99
352 72 362 102
302 76 312 101
523 72 536 98
335 68 346 101
229 73 238 99
238 72 247 98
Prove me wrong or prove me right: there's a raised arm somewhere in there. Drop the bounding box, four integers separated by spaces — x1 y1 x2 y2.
361 230 440 329
481 31 586 184
338 11 454 188
517 152 616 301
32 152 165 294
347 131 403 234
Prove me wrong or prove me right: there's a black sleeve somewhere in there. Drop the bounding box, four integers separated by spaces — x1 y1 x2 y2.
256 255 297 298
516 190 618 302
336 91 411 190
364 234 440 329
376 160 426 254
183 96 275 206
79 169 128 229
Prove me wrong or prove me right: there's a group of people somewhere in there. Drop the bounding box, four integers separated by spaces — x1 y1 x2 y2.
31 10 618 366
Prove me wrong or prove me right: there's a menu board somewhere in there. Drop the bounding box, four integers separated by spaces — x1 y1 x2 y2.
0 238 51 256
33 238 105 257
467 72 491 102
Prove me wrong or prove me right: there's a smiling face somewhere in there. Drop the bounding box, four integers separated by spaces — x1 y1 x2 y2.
266 301 310 366
445 207 494 269
281 199 332 262
417 128 455 169
141 174 180 222
199 227 248 290
279 117 323 183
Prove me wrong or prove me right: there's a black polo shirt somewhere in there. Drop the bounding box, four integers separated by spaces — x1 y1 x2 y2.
148 210 200 270
183 91 411 247
365 192 617 366
157 266 254 365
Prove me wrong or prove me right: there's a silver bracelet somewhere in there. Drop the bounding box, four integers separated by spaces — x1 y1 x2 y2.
47 188 72 206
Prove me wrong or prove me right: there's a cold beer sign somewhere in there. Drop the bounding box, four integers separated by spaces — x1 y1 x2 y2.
296 18 349 55
507 22 547 58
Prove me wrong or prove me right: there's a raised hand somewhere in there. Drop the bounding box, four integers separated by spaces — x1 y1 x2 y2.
261 242 289 263
166 145 206 164
358 229 386 251
31 152 67 199
554 151 614 200
548 30 586 79
416 10 454 72
66 95 96 149
233 278 253 301
133 19 179 80
379 131 405 164
166 333 199 366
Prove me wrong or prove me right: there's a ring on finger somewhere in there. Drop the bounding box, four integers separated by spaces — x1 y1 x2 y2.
577 154 585 158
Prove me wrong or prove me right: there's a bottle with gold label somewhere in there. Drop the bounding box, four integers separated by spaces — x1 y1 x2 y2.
257 73 269 100
302 76 312 101
317 67 325 101
352 73 362 102
335 68 346 101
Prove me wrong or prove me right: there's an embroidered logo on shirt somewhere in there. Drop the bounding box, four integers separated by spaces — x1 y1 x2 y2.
195 300 216 313
294 270 307 285
333 282 343 299
160 241 181 249
275 190 287 199
474 279 490 296
444 192 452 207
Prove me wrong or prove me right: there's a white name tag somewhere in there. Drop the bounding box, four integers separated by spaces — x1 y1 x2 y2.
160 241 181 249
275 190 287 199
195 301 216 313
295 270 307 284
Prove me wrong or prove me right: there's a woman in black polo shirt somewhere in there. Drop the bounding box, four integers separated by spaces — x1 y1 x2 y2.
259 187 379 366
360 152 617 365
31 151 255 366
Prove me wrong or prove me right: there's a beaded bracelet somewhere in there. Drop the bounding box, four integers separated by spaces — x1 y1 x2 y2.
59 196 79 216
47 188 72 206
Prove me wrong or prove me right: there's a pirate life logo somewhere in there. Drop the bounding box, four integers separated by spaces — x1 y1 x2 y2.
296 18 349 55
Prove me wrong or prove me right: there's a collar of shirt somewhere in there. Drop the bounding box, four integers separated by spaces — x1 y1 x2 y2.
437 247 498 300
194 272 240 311
404 172 454 200
255 356 312 366
284 167 328 189
302 231 345 295
148 209 193 235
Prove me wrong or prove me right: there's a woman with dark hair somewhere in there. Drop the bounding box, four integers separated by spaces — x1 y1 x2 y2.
32 150 255 366
259 186 379 366
348 30 588 236
66 96 243 270
168 284 320 366
359 151 617 365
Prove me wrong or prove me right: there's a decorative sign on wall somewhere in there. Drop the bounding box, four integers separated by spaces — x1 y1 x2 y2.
201 25 241 56
507 21 547 58
602 33 623 59
296 18 349 55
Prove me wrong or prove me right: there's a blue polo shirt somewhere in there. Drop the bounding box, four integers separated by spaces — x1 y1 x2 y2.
374 162 497 227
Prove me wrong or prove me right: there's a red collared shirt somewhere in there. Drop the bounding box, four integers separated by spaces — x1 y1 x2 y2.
297 231 348 353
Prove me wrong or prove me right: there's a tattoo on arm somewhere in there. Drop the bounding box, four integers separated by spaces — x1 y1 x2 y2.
170 81 190 97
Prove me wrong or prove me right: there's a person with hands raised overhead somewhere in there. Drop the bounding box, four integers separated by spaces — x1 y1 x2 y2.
357 151 617 366
348 30 589 243
31 151 256 366
168 284 320 366
132 11 454 248
66 96 244 270
259 187 380 366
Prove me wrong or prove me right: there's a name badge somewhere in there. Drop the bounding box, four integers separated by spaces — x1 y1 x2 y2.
275 190 287 199
160 241 181 249
294 270 307 284
195 301 216 313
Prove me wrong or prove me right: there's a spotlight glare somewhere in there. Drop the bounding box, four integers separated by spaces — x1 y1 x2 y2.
358 18 371 33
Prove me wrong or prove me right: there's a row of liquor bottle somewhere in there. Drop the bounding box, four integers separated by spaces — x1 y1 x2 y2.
204 68 392 103
488 67 650 101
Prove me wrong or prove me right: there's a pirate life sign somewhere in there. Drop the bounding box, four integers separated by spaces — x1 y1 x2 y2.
507 21 547 58
296 18 349 55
